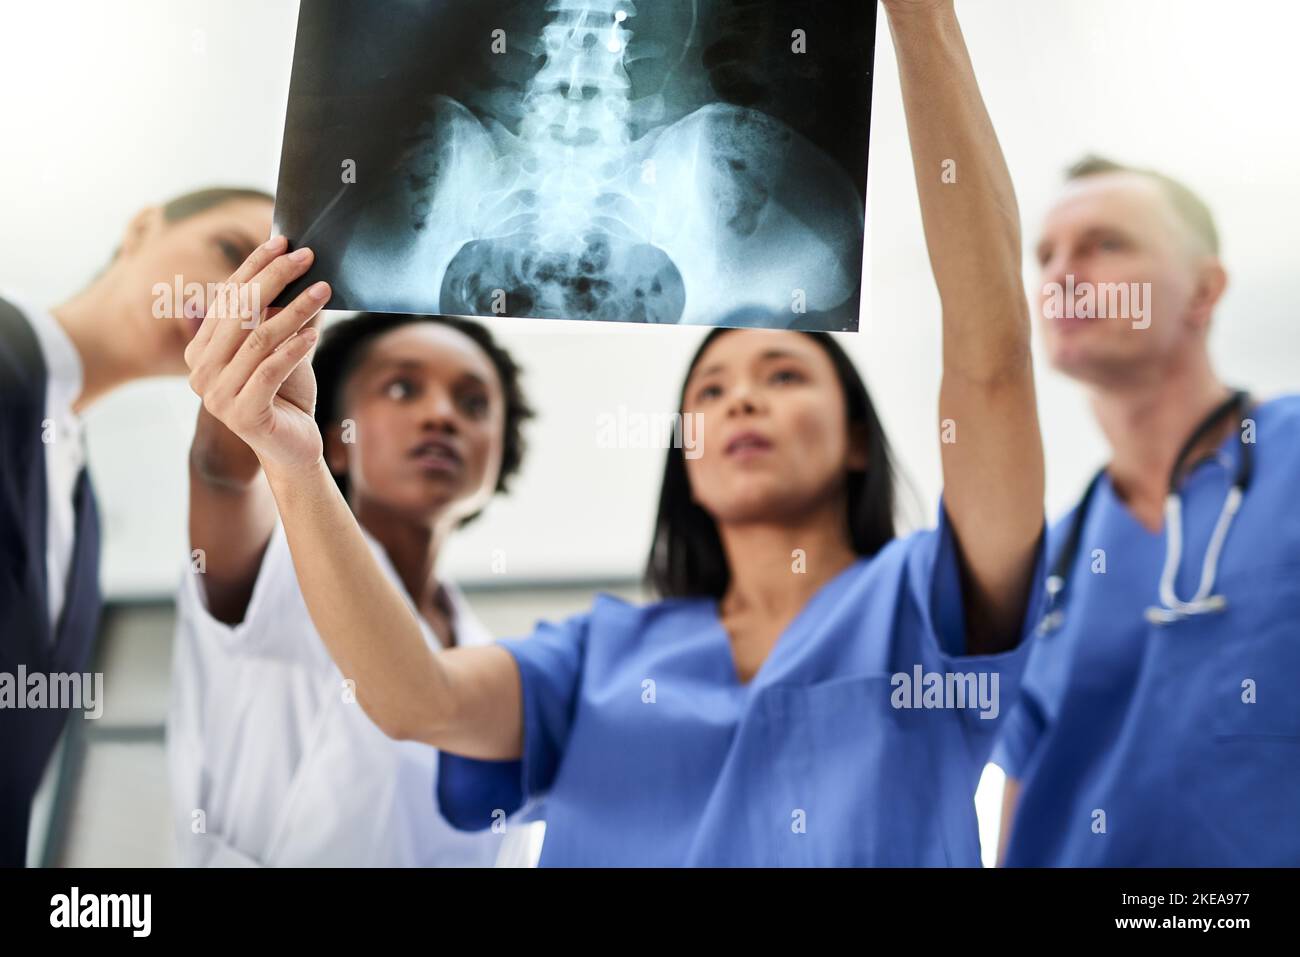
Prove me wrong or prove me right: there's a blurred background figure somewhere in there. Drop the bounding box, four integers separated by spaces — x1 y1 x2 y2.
994 155 1300 866
0 187 272 866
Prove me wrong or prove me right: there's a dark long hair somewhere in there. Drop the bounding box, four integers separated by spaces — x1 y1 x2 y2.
645 329 897 599
312 312 534 526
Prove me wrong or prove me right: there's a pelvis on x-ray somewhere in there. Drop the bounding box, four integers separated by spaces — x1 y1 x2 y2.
292 0 873 328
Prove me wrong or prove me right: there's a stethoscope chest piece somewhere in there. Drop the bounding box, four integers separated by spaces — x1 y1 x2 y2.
1144 593 1228 626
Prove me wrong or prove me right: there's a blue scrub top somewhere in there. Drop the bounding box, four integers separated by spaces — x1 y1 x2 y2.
994 396 1300 867
440 504 1047 866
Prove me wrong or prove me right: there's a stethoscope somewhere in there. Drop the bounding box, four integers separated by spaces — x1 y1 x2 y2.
1037 389 1254 634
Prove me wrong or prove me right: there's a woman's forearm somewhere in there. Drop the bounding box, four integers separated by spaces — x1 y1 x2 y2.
188 406 278 623
191 405 263 489
261 456 454 738
890 3 1045 651
890 4 1028 378
260 456 524 759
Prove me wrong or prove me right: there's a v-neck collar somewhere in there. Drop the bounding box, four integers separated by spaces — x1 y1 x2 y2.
705 555 871 690
1098 425 1242 538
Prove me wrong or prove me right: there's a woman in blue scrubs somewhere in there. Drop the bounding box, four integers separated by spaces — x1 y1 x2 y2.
180 0 1048 866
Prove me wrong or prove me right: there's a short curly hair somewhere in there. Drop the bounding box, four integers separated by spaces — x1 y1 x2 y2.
311 312 534 526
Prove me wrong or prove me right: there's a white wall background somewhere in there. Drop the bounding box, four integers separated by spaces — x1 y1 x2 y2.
2 0 1298 598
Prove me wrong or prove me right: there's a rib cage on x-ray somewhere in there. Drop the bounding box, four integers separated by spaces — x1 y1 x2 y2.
274 0 875 330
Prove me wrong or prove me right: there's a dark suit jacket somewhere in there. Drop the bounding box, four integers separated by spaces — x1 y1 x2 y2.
0 295 102 867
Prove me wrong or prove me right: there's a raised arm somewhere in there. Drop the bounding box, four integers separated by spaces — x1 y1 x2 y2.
265 457 523 760
183 237 523 760
188 405 278 624
888 0 1045 652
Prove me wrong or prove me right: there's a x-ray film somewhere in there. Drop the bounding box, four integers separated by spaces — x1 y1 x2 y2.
272 0 876 330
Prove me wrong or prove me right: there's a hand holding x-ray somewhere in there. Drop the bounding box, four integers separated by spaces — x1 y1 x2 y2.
184 238 331 480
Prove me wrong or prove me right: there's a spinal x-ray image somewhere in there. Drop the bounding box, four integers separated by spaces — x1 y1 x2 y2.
272 0 876 330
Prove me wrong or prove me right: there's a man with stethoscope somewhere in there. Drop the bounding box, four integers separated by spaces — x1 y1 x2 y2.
994 156 1300 866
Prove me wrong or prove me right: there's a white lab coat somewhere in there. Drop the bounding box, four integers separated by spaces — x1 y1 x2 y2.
166 522 507 867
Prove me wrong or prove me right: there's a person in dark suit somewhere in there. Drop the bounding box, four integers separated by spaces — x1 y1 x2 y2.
0 187 273 866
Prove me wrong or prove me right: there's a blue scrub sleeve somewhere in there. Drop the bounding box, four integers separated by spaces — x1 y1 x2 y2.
435 609 591 829
919 497 1049 661
436 752 525 831
910 498 1049 757
989 593 1060 778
